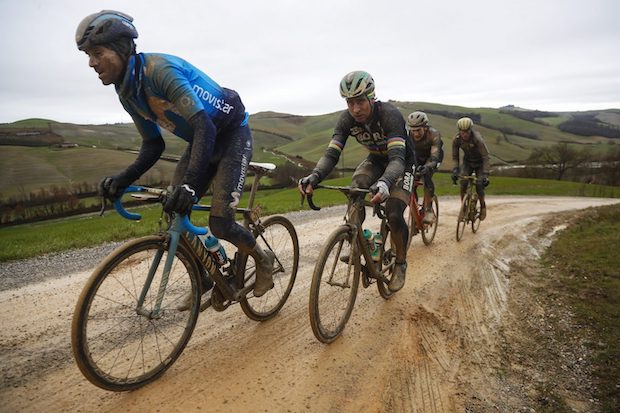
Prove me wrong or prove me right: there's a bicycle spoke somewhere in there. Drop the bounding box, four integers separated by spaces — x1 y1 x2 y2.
72 236 200 390
240 216 299 321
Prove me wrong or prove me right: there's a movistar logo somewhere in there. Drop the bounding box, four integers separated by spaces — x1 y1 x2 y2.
192 84 234 114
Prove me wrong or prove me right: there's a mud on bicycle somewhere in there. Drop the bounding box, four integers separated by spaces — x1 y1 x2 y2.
71 162 299 391
455 174 482 241
302 184 399 343
404 170 439 248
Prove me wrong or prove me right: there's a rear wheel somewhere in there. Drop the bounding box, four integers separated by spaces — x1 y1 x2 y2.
71 236 200 391
309 225 360 343
421 195 439 246
456 195 469 242
240 216 299 321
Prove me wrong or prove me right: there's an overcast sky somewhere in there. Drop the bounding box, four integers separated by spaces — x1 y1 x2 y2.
1 0 619 124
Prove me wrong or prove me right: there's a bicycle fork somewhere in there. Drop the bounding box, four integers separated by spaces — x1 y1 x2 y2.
135 219 185 319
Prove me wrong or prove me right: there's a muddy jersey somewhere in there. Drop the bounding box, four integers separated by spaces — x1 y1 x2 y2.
412 127 443 166
115 53 248 142
452 130 490 174
313 101 415 188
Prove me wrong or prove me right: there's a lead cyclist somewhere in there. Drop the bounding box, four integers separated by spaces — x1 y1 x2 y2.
75 10 275 300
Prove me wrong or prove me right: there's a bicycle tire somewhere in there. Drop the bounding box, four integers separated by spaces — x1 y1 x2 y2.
376 220 396 299
421 195 439 246
309 225 361 343
71 235 201 391
404 200 416 249
471 197 481 233
456 195 469 242
240 215 300 321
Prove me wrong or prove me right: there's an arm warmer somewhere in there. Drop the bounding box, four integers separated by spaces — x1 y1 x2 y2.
119 136 165 183
182 110 217 189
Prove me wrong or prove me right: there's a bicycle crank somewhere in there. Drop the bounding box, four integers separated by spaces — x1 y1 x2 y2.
210 286 231 312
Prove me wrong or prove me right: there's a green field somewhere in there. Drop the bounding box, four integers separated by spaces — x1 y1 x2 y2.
2 102 619 200
1 174 618 262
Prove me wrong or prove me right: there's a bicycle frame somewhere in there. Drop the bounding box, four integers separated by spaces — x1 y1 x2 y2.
307 186 393 284
456 174 481 241
114 162 280 313
73 162 299 390
408 177 425 233
460 175 479 219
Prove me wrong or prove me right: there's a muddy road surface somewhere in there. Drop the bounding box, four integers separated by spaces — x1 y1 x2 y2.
1 196 618 413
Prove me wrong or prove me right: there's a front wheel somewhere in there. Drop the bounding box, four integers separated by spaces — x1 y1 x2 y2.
404 199 416 249
456 195 469 242
376 220 396 300
470 197 480 233
240 215 300 321
421 195 439 246
71 236 201 391
309 225 361 343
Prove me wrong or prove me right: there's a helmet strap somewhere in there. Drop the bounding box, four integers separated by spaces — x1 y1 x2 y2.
105 38 136 66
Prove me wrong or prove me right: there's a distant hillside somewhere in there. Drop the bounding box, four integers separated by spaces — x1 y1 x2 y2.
1 103 619 198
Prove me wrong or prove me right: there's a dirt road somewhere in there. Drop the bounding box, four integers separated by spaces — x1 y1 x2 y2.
1 196 618 413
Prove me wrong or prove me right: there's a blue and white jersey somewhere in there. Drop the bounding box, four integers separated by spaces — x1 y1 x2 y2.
116 53 248 142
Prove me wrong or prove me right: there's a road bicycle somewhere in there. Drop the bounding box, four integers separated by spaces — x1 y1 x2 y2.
456 175 482 241
404 171 439 248
71 162 299 391
303 185 399 343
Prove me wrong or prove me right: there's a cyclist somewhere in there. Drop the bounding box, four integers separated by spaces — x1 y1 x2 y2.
406 111 443 224
451 117 490 220
75 10 276 301
298 71 416 292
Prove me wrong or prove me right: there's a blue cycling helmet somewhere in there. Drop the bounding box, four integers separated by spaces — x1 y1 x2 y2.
76 10 138 51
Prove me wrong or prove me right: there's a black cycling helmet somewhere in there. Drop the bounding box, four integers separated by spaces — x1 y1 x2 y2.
75 10 138 51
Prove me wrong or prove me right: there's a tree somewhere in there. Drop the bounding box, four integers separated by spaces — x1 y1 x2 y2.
527 143 590 181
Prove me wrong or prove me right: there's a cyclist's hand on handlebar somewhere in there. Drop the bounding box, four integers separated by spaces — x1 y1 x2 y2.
451 168 459 185
298 173 320 195
416 164 429 176
99 175 131 202
164 184 197 215
482 176 490 187
369 180 389 204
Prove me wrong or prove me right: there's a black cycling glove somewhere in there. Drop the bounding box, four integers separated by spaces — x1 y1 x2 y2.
299 173 320 192
98 174 132 202
164 184 197 215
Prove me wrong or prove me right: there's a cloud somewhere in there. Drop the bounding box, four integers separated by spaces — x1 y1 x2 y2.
0 0 619 124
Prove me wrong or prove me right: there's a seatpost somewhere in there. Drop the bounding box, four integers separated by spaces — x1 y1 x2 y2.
246 170 262 210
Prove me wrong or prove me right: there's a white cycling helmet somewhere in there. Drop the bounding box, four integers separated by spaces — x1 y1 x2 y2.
407 111 429 128
339 71 376 100
457 117 474 131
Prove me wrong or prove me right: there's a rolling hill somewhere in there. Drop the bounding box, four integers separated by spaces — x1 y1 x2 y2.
1 102 619 198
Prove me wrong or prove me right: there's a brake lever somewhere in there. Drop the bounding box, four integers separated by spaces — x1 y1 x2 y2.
99 196 107 216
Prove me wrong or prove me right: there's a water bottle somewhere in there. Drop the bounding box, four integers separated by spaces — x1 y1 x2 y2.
363 229 380 261
203 227 227 266
372 232 382 261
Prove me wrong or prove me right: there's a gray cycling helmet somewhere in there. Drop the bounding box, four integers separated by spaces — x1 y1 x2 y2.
339 71 376 99
407 111 429 128
76 10 138 51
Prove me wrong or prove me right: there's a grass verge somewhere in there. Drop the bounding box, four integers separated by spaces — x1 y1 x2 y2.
543 204 620 412
0 175 618 262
